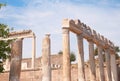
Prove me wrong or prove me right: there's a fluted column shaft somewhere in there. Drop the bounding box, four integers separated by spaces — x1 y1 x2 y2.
105 49 112 81
89 41 96 81
98 46 105 81
62 28 71 81
9 38 23 81
77 34 85 81
42 34 51 81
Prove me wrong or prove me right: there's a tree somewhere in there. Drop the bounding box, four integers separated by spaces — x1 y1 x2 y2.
58 50 63 54
0 3 6 9
0 24 12 72
70 52 76 62
0 3 12 73
58 50 76 63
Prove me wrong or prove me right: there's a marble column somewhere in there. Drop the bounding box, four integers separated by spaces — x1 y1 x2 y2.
42 34 51 81
111 53 118 81
88 41 96 81
77 34 85 81
32 36 36 69
62 28 71 81
98 46 105 81
9 38 23 81
105 49 112 81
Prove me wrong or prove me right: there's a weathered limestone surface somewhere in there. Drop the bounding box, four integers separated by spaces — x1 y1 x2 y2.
42 34 51 81
98 46 105 81
0 30 34 40
88 41 96 81
105 49 112 81
1 19 117 81
9 39 23 81
77 34 85 81
62 19 117 81
62 28 71 81
111 53 118 81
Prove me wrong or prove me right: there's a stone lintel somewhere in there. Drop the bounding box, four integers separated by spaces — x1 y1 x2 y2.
62 19 115 53
62 19 82 34
0 30 35 40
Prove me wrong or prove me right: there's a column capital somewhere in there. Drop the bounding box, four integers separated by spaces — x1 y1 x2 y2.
110 49 116 55
77 34 83 39
15 38 23 41
103 44 110 49
45 34 50 37
62 28 69 34
104 48 110 53
87 38 94 43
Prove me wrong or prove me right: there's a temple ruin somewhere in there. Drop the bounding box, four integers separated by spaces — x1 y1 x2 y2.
62 19 118 81
0 19 119 81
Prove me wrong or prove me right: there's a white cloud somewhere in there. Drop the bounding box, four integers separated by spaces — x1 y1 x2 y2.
0 0 120 60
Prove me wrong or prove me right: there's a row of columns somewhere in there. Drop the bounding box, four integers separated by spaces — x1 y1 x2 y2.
9 34 51 81
7 27 118 81
62 28 118 81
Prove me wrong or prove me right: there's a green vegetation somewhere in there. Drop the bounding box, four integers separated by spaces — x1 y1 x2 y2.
0 3 6 9
0 24 12 72
0 3 12 73
58 50 76 63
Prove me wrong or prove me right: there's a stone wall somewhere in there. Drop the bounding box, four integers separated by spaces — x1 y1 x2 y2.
1 54 120 81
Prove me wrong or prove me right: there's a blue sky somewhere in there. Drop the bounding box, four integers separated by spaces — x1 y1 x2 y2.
0 0 120 60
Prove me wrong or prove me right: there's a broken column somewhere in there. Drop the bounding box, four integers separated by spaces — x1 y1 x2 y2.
88 40 96 81
42 34 51 81
9 38 23 81
62 28 71 81
77 34 85 81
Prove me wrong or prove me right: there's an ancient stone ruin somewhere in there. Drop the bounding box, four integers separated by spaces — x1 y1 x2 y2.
0 19 118 81
62 19 118 81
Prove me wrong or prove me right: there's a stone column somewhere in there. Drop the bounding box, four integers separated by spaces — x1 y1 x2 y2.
88 41 96 81
105 49 112 81
111 52 118 81
42 34 51 81
31 36 36 69
77 34 85 81
98 46 105 81
9 38 23 81
62 28 71 81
